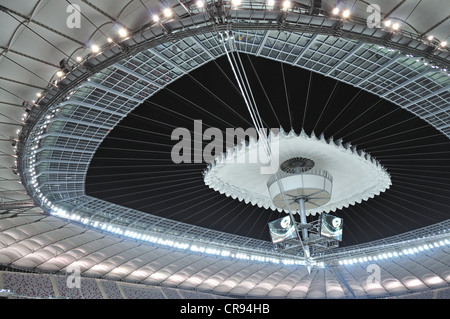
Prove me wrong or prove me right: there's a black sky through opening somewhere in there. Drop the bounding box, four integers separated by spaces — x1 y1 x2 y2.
86 54 450 247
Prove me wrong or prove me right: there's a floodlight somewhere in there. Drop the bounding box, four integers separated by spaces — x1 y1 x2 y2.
163 8 172 17
91 44 100 53
118 28 128 37
342 9 350 18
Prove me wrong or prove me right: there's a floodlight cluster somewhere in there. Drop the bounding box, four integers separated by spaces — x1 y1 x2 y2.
24 107 63 209
331 6 350 19
48 205 317 268
377 45 450 77
23 1 450 112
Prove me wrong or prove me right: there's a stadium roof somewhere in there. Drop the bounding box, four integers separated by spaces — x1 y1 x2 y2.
0 0 449 298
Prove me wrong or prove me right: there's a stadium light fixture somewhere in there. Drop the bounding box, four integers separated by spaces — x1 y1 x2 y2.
342 9 350 18
338 238 450 266
118 28 128 37
163 8 172 17
91 44 100 53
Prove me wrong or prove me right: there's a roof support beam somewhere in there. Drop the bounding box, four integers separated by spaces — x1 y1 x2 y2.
0 5 85 46
36 145 95 153
256 30 271 57
0 45 59 68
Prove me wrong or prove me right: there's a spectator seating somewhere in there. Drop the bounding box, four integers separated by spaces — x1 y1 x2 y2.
1 270 447 299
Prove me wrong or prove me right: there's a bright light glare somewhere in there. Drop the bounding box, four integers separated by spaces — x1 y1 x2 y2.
332 7 340 15
267 0 275 6
392 22 400 30
283 0 291 9
232 0 241 6
441 41 448 48
342 9 350 18
163 8 172 17
427 35 434 41
91 44 100 53
196 0 204 8
407 279 423 287
427 276 443 285
56 71 64 77
152 14 159 22
118 28 128 37
383 19 391 27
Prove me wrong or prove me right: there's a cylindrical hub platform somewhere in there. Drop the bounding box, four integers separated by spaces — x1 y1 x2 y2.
267 169 333 212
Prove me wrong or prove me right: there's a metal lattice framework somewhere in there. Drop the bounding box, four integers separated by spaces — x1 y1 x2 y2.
14 2 450 267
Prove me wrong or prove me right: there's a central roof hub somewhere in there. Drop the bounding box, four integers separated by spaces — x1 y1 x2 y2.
280 157 315 173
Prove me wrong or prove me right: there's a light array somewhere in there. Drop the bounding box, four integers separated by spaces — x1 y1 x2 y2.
331 7 350 19
22 105 64 209
383 19 400 31
48 205 316 268
377 45 450 75
338 238 450 266
23 1 450 105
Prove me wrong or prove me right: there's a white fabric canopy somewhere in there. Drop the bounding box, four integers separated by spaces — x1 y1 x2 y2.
204 129 392 215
